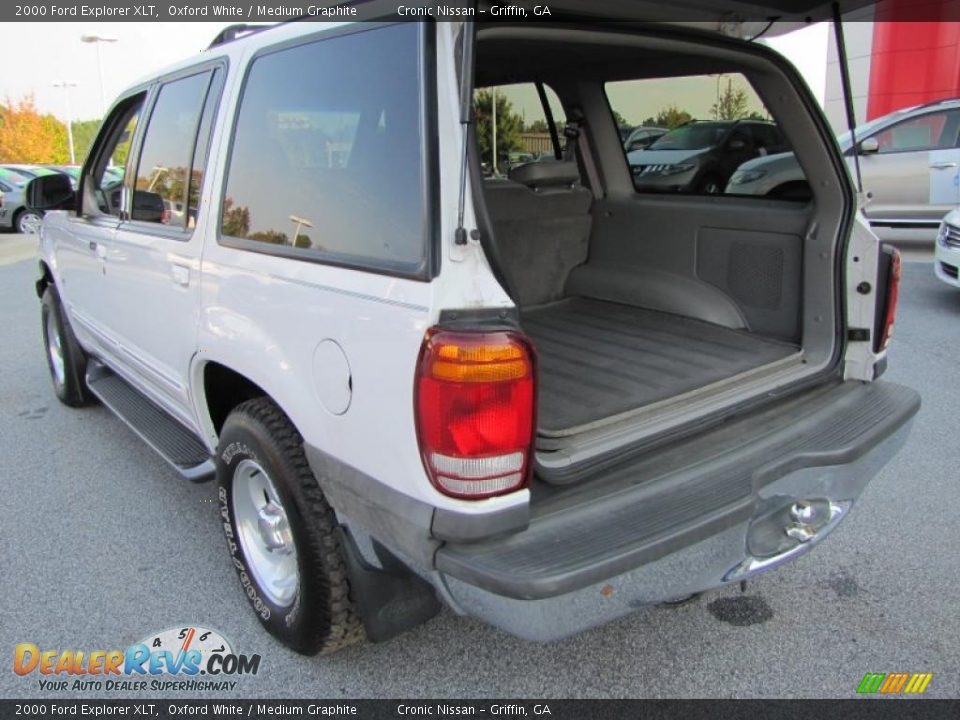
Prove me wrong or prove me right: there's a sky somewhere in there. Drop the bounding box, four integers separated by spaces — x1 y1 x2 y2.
0 21 829 125
0 22 245 122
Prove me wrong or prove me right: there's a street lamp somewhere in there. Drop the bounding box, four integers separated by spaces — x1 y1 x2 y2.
81 34 118 115
52 81 77 164
289 215 313 247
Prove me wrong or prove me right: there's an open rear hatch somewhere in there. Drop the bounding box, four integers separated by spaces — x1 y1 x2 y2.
466 12 870 484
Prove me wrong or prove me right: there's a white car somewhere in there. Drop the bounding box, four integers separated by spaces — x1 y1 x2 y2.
935 209 960 287
728 99 960 229
27 11 917 656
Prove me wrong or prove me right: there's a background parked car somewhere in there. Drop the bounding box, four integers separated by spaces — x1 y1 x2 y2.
627 119 789 194
0 168 42 234
43 165 81 190
727 99 960 227
1 164 60 181
935 209 960 288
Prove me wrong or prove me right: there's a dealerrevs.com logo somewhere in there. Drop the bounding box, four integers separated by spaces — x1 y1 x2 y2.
13 626 261 692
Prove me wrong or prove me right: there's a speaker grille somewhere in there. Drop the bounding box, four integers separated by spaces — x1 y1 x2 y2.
728 242 784 309
697 239 784 310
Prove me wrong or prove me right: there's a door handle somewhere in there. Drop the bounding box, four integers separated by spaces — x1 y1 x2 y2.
929 162 958 170
170 263 190 286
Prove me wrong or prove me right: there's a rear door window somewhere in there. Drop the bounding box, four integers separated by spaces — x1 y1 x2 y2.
869 110 960 153
220 23 429 275
185 70 221 229
131 70 213 229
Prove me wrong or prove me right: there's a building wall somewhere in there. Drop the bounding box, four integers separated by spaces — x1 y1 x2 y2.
825 13 875 134
868 5 960 119
823 1 960 134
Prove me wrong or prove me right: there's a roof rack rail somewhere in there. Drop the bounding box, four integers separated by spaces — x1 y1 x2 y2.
207 24 272 50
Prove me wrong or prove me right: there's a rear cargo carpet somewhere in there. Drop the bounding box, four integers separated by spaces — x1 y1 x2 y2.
522 297 798 436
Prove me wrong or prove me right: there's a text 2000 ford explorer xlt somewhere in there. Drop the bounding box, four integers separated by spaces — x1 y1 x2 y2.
27 5 919 654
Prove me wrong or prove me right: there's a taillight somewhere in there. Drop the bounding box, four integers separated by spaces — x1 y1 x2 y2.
879 247 901 350
415 329 536 499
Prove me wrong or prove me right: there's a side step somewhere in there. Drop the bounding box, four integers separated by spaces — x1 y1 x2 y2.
86 362 215 482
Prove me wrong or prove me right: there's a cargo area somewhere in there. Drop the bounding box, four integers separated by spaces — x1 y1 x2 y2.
472 25 849 480
482 157 808 464
523 297 799 437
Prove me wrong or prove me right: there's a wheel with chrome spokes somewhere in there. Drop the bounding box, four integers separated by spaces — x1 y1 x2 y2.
231 458 300 607
40 285 91 407
215 397 365 655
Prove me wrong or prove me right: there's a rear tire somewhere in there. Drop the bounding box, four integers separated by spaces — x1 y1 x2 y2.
216 397 366 655
41 285 92 407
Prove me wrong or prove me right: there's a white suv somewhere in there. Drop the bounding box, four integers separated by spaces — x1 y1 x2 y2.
27 15 918 655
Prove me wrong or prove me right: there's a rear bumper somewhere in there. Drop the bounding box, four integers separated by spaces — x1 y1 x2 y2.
435 381 918 641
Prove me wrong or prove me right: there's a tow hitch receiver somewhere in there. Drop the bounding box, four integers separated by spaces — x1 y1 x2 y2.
725 497 847 582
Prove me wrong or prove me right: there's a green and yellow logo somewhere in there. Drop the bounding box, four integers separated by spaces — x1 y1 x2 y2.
857 672 933 695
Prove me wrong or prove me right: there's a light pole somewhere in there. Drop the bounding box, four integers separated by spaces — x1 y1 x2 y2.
81 34 118 115
53 81 77 164
289 215 313 247
148 166 169 192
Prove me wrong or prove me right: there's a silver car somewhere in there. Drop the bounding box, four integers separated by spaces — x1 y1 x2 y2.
0 170 43 234
728 98 960 230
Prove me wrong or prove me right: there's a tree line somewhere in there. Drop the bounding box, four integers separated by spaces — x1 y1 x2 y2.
0 94 103 164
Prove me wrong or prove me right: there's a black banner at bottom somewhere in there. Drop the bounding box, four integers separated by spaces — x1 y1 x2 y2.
1 699 957 720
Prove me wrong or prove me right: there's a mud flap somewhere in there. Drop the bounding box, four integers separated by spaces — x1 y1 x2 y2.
337 527 442 643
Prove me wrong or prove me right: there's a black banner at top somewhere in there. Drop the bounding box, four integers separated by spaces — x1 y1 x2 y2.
3 0 960 23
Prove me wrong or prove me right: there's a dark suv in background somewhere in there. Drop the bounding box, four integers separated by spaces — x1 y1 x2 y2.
627 119 789 193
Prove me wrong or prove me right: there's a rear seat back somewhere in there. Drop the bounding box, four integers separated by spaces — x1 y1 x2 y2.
483 160 592 307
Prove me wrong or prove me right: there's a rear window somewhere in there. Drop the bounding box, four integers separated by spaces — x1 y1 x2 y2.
220 23 429 274
870 109 960 153
607 73 810 201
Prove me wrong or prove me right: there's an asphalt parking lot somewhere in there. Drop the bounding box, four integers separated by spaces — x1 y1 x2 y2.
1 233 957 699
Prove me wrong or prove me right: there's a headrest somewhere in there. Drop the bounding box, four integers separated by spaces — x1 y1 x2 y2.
508 160 581 190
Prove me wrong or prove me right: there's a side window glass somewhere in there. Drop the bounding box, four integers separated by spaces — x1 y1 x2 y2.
871 111 956 153
606 74 809 200
89 101 143 218
132 72 211 226
220 23 427 271
473 83 565 177
186 70 220 229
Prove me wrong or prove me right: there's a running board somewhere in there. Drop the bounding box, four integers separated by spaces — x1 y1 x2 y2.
86 362 215 482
